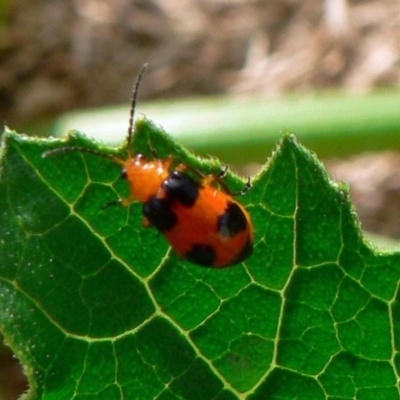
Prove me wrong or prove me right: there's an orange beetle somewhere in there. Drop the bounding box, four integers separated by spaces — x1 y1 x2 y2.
44 65 254 267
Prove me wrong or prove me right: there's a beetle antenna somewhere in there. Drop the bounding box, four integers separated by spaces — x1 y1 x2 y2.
127 63 148 156
43 64 149 163
42 146 124 165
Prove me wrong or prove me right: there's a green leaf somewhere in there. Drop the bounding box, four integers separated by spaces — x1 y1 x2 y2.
0 118 399 399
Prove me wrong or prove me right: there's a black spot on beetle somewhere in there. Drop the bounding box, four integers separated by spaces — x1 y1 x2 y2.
186 244 216 267
163 171 199 207
217 202 248 237
143 196 178 231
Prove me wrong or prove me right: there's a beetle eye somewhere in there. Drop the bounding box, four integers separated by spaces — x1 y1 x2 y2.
121 169 127 179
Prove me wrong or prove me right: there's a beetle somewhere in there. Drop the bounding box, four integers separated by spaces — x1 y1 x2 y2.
43 64 254 267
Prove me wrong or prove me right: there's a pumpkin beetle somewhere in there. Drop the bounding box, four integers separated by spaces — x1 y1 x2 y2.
43 64 254 267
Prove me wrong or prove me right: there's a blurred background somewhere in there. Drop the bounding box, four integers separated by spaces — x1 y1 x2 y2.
2 0 400 123
2 1 400 398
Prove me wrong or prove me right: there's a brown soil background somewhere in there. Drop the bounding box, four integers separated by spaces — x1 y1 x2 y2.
2 0 400 123
1 1 400 398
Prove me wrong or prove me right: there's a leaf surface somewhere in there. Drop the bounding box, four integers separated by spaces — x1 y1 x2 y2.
0 118 399 399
